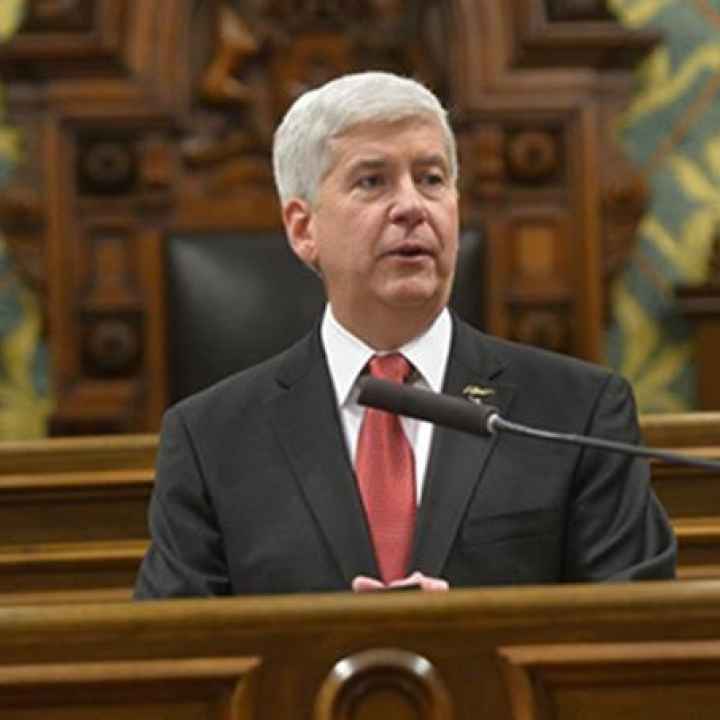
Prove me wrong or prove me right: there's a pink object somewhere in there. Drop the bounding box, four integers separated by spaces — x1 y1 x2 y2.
352 571 449 592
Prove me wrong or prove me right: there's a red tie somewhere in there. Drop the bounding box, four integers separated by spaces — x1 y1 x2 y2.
356 353 416 583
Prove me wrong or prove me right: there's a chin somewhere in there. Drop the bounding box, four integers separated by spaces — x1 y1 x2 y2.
383 276 449 305
381 290 445 314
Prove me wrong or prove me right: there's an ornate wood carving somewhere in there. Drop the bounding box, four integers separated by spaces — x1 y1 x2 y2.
0 0 657 433
0 0 128 80
182 0 452 215
508 0 657 69
314 648 453 719
506 128 562 183
544 0 613 21
22 1 95 32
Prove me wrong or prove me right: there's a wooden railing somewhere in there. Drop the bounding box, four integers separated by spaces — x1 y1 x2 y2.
641 413 720 580
0 435 155 604
1 413 719 603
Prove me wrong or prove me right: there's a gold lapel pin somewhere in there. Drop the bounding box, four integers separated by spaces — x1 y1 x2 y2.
462 385 495 403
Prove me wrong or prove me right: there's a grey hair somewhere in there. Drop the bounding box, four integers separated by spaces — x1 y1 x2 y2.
272 71 457 206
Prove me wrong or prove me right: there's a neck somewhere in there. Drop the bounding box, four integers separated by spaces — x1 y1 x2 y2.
333 304 444 351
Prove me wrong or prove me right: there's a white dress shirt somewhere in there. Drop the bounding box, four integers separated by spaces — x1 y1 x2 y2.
321 304 452 504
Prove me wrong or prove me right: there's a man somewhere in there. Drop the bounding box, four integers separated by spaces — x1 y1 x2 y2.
135 72 676 598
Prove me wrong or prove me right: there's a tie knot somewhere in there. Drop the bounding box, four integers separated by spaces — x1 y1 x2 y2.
368 353 411 384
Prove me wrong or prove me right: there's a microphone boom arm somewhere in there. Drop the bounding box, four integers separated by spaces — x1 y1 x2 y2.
357 376 720 473
491 416 720 472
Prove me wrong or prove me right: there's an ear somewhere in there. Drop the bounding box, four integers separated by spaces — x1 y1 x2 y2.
283 198 319 270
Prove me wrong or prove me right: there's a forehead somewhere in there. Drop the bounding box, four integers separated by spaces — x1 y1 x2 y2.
326 117 449 171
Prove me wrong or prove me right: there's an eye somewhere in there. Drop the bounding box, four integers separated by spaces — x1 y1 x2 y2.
356 174 385 190
417 170 447 190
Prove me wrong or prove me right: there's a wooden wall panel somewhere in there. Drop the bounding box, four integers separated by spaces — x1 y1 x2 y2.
0 656 260 720
499 640 720 720
0 1 660 434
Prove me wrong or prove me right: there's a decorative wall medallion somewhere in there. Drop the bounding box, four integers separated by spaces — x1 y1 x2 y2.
506 129 562 184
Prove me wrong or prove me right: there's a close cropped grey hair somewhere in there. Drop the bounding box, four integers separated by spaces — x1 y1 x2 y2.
272 71 458 207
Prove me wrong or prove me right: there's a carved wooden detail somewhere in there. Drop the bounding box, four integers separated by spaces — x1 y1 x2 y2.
182 0 451 213
0 656 261 718
498 640 720 720
459 123 564 199
314 648 453 719
0 0 128 80
22 1 95 33
502 213 574 351
459 124 507 202
459 112 581 356
0 0 658 433
507 0 657 69
544 0 613 21
506 128 562 183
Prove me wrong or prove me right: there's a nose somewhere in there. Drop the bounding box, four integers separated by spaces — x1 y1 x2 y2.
388 177 427 228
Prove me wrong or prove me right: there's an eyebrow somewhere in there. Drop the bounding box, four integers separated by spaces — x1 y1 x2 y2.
346 154 449 175
414 153 449 170
346 157 388 175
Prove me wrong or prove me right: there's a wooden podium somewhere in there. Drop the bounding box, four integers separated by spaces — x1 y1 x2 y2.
2 581 720 719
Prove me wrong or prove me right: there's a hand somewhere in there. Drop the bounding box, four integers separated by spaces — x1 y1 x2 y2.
352 571 449 592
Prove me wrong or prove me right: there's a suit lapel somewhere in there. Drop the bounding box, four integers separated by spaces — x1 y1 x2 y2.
411 318 517 577
269 331 378 585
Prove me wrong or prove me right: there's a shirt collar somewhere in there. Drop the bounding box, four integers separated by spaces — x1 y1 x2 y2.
321 304 452 408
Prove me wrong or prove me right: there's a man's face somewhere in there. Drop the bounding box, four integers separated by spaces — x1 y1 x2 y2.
284 117 459 343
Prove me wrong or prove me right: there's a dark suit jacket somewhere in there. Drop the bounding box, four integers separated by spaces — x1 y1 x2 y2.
135 316 676 597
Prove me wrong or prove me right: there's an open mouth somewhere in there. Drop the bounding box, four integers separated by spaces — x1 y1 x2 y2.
389 245 431 259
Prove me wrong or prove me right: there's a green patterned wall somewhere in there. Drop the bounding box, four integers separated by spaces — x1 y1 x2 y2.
608 0 720 412
0 0 51 439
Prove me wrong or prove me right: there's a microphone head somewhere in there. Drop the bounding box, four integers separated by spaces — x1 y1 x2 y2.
357 376 498 437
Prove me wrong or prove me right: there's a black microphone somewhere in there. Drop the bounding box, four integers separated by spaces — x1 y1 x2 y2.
356 376 720 472
357 375 499 436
